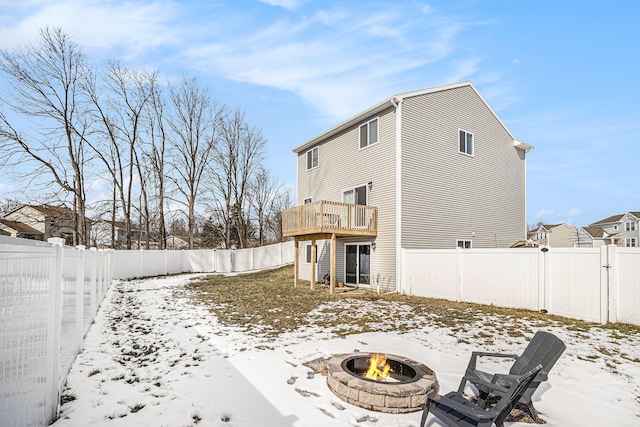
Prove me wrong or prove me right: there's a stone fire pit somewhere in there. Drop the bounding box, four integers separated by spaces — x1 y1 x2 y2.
326 353 437 413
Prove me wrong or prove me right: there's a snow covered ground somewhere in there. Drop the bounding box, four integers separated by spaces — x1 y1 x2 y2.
53 274 640 427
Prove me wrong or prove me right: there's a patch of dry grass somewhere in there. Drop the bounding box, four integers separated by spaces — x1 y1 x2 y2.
182 265 640 340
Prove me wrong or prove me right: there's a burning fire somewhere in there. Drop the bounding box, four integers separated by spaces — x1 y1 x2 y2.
364 354 395 382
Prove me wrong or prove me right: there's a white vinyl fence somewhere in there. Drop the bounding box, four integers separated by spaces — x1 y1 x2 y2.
0 238 294 427
0 236 112 427
110 241 295 280
401 245 640 326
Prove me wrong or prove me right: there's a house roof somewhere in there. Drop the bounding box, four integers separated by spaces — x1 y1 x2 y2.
581 226 606 238
292 81 532 154
0 219 42 235
527 223 562 234
591 212 640 225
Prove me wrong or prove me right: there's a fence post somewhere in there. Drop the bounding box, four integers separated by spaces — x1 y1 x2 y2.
75 246 85 352
48 240 64 421
537 248 548 312
456 248 463 301
139 249 144 278
602 245 616 324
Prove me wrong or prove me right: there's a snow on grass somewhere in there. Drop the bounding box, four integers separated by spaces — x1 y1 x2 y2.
52 273 640 426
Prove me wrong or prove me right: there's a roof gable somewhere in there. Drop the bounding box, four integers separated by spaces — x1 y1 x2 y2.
591 211 640 225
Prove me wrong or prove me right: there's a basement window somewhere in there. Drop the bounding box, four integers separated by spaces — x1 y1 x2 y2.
457 240 472 249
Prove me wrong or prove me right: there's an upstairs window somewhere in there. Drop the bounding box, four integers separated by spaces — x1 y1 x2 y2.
359 118 379 149
306 146 318 170
459 129 474 156
626 222 636 231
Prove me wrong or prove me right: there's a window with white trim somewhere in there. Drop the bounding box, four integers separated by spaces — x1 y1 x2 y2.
359 118 379 149
306 146 318 170
625 222 636 231
457 240 472 249
625 238 637 247
303 197 312 204
459 129 474 156
305 244 318 263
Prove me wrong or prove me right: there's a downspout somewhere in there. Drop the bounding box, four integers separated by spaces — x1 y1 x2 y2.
393 97 403 294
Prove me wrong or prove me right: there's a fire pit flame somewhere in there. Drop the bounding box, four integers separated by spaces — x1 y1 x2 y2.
364 353 398 382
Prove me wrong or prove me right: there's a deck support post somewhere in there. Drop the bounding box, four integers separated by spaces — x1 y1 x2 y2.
330 233 336 295
294 236 299 287
311 238 316 290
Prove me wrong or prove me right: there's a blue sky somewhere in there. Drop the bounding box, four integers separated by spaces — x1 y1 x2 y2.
0 0 638 227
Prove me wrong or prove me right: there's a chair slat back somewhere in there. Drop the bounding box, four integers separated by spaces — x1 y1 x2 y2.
493 365 543 426
510 331 566 376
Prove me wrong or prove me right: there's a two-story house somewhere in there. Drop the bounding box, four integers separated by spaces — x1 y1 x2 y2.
527 223 584 247
282 82 532 293
590 212 640 247
1 204 85 245
92 220 151 249
578 226 617 247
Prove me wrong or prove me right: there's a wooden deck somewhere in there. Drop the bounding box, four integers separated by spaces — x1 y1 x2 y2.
282 200 377 238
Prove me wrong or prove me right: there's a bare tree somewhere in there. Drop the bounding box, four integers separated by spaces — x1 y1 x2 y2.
269 186 293 243
0 198 22 217
248 165 280 246
144 78 169 249
208 108 266 248
0 27 90 245
167 76 223 249
82 60 154 249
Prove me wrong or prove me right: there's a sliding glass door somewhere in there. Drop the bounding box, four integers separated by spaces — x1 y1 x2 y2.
345 243 370 285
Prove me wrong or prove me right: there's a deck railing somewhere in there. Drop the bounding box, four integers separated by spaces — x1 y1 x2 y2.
282 200 377 237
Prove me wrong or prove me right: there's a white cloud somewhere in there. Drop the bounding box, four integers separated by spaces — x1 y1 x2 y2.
257 0 302 10
0 0 181 58
185 4 477 120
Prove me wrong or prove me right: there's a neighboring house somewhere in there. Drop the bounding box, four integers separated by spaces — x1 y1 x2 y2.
2 204 87 245
590 212 640 247
0 219 43 240
92 220 151 248
166 234 200 249
527 223 584 247
282 81 532 292
579 226 616 247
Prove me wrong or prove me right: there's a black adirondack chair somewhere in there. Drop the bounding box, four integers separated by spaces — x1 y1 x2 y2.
420 365 542 427
457 331 566 423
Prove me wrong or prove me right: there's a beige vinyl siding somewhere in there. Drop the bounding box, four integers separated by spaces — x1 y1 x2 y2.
296 107 398 290
401 85 526 249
